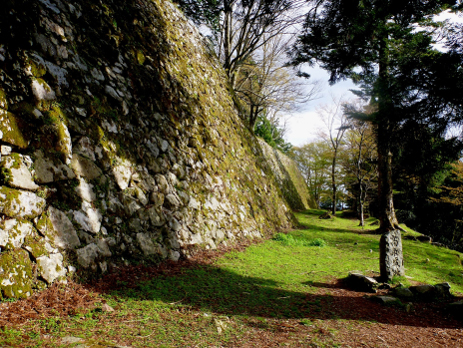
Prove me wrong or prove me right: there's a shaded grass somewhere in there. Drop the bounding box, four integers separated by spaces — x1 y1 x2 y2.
2 209 463 347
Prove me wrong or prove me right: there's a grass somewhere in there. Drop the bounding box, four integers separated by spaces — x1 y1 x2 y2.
2 209 463 347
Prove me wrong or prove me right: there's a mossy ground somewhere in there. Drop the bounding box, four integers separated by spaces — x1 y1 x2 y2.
1 210 462 347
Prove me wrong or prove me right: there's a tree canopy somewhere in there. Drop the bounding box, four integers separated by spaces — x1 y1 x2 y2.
292 0 463 231
291 0 463 280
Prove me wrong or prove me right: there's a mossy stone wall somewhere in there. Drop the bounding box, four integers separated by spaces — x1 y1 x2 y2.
257 139 315 211
0 0 309 298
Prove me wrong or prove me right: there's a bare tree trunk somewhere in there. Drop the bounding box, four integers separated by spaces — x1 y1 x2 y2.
223 1 233 78
359 184 365 227
331 150 337 215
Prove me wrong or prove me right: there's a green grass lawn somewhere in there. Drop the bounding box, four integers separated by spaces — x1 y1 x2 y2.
3 209 463 347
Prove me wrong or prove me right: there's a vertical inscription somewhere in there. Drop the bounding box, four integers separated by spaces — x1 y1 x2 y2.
380 229 405 281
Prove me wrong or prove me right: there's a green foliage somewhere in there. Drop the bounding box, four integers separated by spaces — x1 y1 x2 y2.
254 114 292 153
309 238 328 247
292 0 463 234
396 162 463 251
273 233 327 247
290 141 332 208
173 0 222 35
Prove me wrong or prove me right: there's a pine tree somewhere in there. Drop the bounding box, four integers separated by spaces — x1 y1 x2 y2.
291 0 463 279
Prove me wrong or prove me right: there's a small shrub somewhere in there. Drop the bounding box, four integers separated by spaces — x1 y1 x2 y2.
300 319 313 326
309 238 327 247
273 233 327 247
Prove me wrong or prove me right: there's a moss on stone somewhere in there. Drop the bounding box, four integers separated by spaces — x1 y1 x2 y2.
0 88 7 110
136 50 146 65
40 105 72 162
22 230 48 259
0 249 34 299
26 59 47 78
0 111 30 149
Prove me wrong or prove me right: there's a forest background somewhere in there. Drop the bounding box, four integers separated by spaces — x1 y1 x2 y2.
173 0 463 257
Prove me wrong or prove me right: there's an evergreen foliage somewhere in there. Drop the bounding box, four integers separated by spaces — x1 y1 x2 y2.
254 114 292 153
292 0 463 234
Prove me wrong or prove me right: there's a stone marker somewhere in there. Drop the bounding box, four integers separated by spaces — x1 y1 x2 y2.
380 230 404 281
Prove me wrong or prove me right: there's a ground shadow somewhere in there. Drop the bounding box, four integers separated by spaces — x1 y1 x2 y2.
91 261 462 330
297 221 378 235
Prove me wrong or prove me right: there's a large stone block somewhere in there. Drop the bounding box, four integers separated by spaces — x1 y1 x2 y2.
72 201 102 234
70 153 103 180
0 154 39 191
76 243 100 268
0 249 34 298
0 219 33 250
0 186 46 219
36 206 81 249
33 150 76 183
36 253 67 284
0 110 29 149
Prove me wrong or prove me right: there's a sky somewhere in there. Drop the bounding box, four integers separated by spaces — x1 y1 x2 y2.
283 67 356 146
283 10 463 147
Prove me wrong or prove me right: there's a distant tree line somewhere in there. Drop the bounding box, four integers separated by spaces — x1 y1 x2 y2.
173 0 320 153
176 0 463 279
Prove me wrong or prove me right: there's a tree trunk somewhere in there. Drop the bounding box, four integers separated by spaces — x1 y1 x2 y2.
331 151 337 215
223 2 233 79
376 38 399 233
359 184 364 227
376 35 403 281
376 113 399 232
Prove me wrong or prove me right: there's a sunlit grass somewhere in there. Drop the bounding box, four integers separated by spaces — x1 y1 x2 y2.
3 209 463 347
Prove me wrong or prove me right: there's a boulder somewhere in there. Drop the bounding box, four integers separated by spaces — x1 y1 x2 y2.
36 206 81 249
75 177 97 202
347 272 379 293
393 286 414 299
112 160 132 190
33 150 75 183
409 284 435 298
434 282 452 299
371 296 401 306
72 201 102 234
136 232 167 258
416 234 432 243
76 243 100 268
0 110 29 148
22 230 48 259
0 249 34 298
70 153 103 180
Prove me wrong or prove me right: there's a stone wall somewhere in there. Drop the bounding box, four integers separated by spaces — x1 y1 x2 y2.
0 0 306 298
258 139 315 211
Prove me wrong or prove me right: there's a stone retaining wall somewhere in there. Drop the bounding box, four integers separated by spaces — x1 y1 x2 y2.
0 0 310 298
